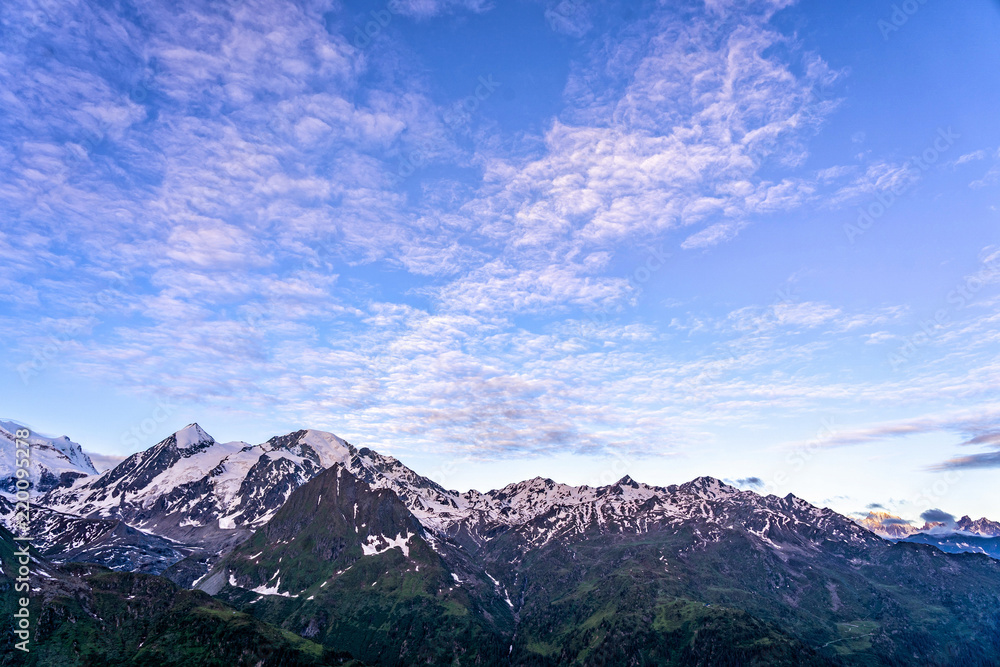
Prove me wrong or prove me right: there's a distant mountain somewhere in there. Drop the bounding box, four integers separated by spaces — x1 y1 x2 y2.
859 510 1000 541
0 420 97 495
857 509 1000 560
857 510 922 538
956 514 1000 537
901 531 1000 559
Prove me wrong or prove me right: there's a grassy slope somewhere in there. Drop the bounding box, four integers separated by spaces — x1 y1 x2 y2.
489 524 1000 666
0 524 360 667
503 537 834 666
211 464 514 666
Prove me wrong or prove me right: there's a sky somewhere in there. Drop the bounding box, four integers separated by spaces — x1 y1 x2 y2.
1 0 999 524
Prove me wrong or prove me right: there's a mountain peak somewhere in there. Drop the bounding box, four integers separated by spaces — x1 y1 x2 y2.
174 423 214 450
954 514 1000 537
261 429 355 469
0 420 98 493
679 476 736 498
614 475 640 488
858 511 918 539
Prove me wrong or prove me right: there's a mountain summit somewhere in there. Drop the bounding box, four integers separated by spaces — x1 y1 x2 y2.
0 420 98 495
172 422 215 450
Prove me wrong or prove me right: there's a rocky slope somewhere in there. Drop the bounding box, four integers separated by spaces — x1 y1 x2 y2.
0 524 363 666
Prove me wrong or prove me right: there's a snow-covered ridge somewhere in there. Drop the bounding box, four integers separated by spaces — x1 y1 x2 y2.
40 425 358 541
955 515 1000 537
350 456 868 556
0 420 98 497
25 421 888 565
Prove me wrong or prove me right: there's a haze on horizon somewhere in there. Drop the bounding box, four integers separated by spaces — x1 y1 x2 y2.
1 0 999 524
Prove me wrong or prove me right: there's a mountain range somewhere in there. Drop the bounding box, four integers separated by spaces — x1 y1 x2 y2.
3 422 1000 666
860 510 1000 559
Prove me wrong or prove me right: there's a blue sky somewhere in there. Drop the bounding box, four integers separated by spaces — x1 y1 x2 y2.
2 0 1000 523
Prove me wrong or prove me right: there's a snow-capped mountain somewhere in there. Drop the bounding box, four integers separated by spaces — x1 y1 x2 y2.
855 509 1000 558
436 475 882 570
0 494 190 573
901 531 1000 559
199 463 435 597
32 421 1000 588
343 466 879 560
857 510 1000 540
30 421 894 560
41 424 356 549
857 510 922 538
0 420 98 496
955 515 1000 537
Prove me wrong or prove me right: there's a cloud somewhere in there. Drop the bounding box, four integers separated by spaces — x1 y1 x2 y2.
682 221 749 250
960 431 1000 447
866 502 885 509
953 150 987 166
920 508 955 525
731 476 764 489
784 408 1000 451
828 161 921 206
865 331 896 345
971 163 1000 189
930 452 1000 471
85 450 127 473
794 410 1000 473
880 517 912 526
544 1 594 37
438 1 840 315
388 0 494 19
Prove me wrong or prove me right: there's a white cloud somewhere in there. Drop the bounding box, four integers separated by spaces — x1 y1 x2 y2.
388 0 494 19
682 221 748 249
954 150 987 166
8 0 998 472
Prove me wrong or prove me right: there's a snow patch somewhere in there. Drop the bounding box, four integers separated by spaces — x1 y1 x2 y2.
361 532 412 557
251 577 296 597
